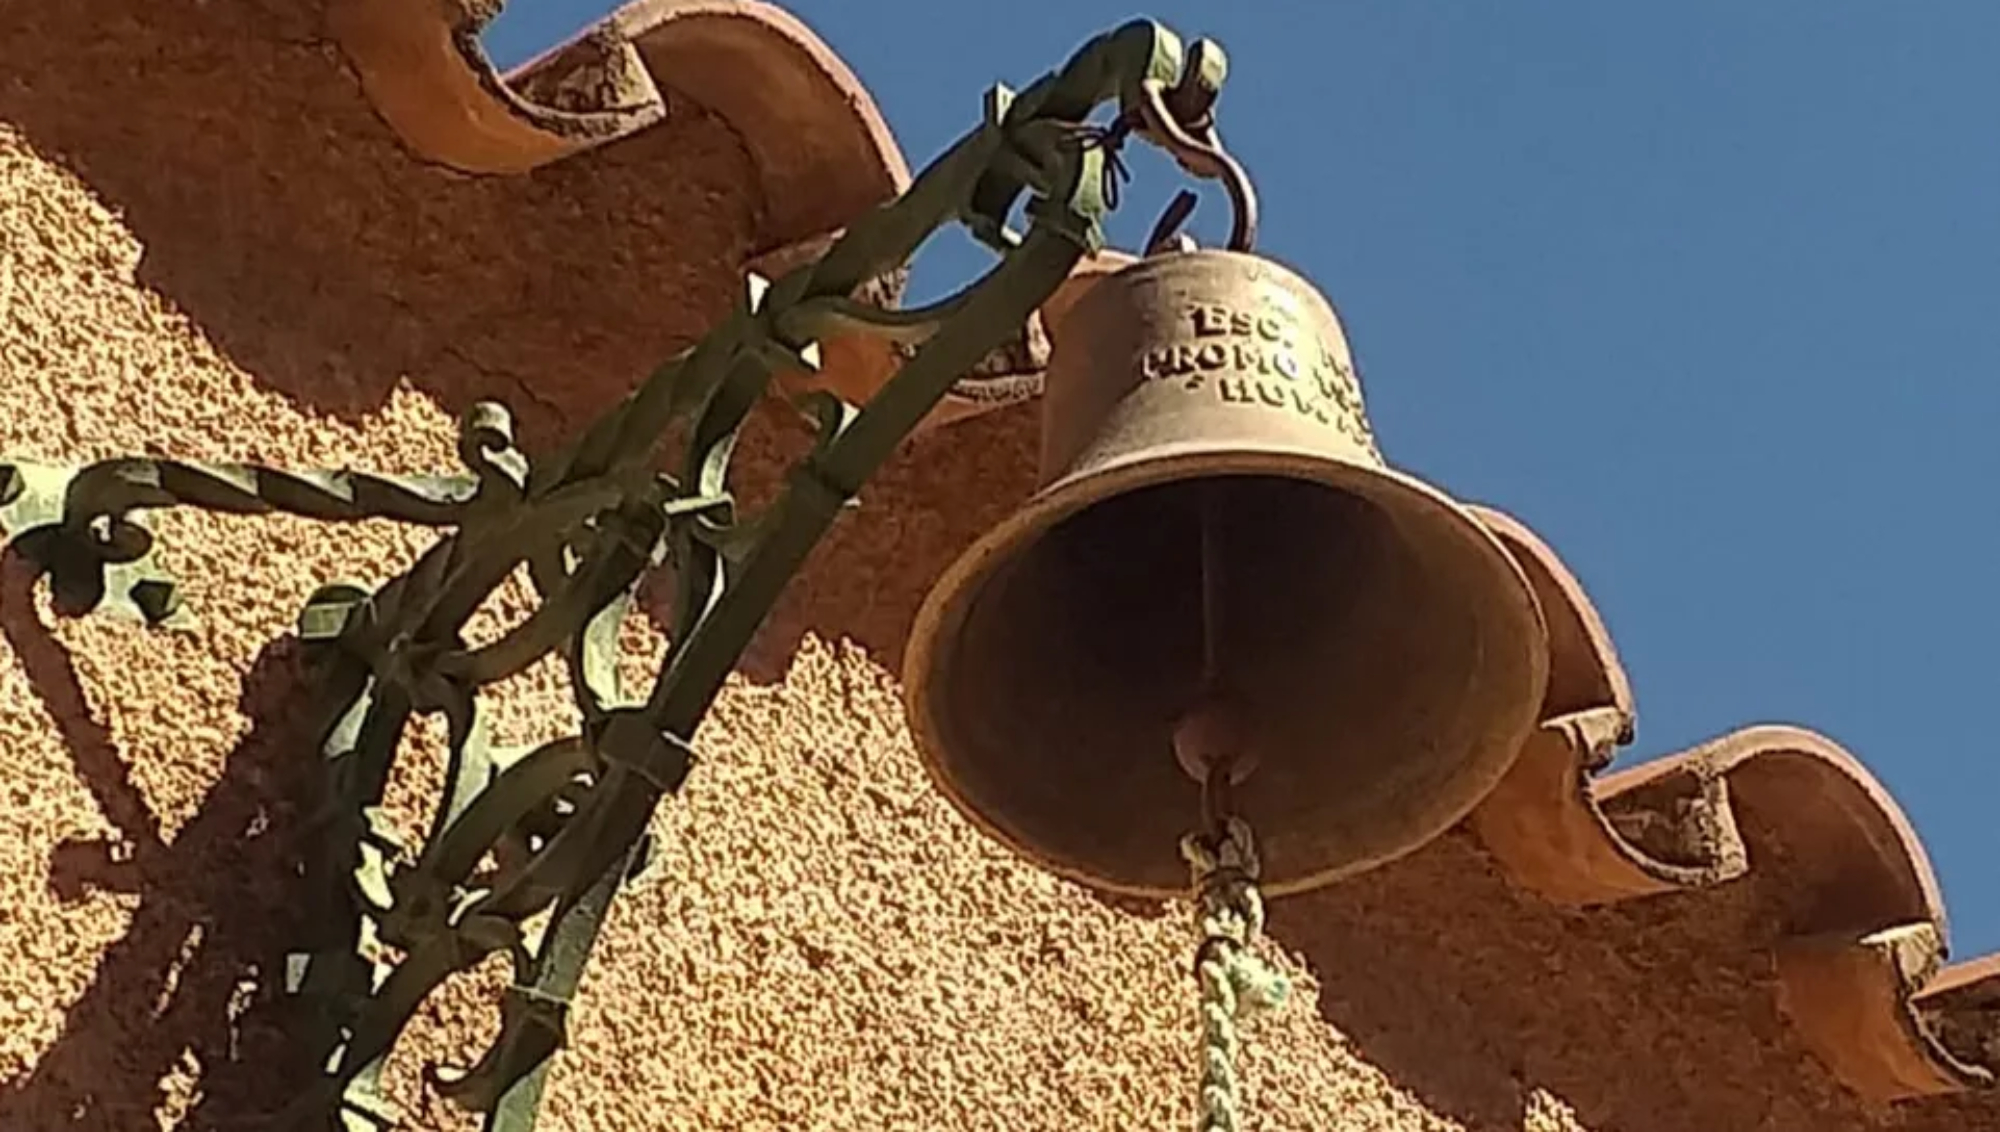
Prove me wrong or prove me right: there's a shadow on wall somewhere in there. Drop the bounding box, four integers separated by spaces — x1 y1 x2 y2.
1265 831 1817 1132
0 1 1054 1124
0 0 1045 681
0 551 318 1128
0 0 759 453
1269 826 1996 1132
0 1 743 1125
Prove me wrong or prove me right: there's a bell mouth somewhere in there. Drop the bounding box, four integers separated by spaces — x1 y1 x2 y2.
903 447 1550 899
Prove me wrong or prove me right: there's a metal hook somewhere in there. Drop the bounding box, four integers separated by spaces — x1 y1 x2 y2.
1131 76 1260 251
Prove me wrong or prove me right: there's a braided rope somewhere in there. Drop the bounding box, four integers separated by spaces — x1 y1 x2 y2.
1182 816 1289 1132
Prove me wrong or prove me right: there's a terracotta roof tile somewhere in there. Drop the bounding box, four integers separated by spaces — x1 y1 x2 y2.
332 0 906 247
329 0 932 418
1466 504 1999 1104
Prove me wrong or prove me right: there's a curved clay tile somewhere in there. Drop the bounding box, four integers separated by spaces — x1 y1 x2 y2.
1466 505 1998 1103
330 0 1126 431
330 0 922 413
330 0 906 248
329 0 665 176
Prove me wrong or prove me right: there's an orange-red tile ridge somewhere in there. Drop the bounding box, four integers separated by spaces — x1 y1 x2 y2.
1467 505 1997 1103
333 0 909 250
327 0 1998 1107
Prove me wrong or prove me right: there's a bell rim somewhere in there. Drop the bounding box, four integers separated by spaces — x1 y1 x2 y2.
903 444 1553 900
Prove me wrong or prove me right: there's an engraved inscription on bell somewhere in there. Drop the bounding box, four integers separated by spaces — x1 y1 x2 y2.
1134 296 1376 454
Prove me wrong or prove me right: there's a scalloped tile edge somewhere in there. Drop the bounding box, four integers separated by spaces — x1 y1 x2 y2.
1467 504 1997 1103
328 0 1139 434
329 0 907 248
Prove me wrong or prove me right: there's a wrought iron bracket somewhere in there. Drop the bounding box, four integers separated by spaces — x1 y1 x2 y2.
0 19 1247 1130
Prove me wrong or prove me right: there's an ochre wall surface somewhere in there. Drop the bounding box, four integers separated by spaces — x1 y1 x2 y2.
0 3 1994 1131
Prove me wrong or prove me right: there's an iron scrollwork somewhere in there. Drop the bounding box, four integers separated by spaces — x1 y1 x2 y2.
0 19 1243 1130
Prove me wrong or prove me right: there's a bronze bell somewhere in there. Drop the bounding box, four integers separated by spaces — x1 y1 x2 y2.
903 249 1550 898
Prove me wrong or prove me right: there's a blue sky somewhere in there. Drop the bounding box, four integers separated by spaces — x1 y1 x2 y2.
485 4 2000 955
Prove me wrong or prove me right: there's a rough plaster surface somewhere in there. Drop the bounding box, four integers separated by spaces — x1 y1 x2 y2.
0 2 1995 1131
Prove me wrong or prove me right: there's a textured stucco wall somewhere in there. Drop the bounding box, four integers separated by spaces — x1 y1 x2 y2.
1 3 1995 1131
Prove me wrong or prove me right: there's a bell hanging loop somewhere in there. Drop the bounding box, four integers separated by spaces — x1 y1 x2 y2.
1122 35 1260 254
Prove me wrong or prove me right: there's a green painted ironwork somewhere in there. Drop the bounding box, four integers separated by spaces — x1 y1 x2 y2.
0 19 1246 1130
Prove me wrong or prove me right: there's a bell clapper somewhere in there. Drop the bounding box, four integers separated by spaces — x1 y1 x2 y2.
1174 485 1288 1132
